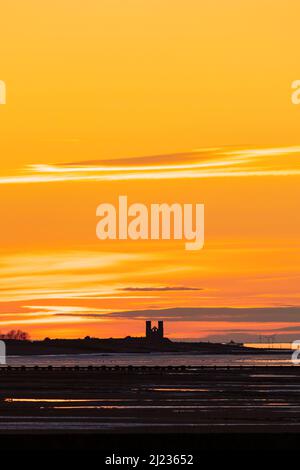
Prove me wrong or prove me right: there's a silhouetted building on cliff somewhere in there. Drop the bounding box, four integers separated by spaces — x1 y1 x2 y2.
146 320 164 341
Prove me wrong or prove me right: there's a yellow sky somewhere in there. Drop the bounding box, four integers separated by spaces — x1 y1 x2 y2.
0 1 300 340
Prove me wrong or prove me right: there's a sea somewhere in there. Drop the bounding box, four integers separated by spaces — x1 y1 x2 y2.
1 351 296 367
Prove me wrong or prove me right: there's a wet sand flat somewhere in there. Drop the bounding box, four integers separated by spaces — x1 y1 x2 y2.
0 366 300 433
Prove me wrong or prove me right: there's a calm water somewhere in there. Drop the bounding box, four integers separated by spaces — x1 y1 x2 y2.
2 352 295 367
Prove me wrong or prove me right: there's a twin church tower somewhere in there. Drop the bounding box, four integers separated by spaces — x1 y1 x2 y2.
145 320 164 341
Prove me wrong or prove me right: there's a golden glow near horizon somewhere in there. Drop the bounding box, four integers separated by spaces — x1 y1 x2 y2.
1 1 300 341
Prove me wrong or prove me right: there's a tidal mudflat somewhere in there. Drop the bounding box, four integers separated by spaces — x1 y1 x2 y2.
0 365 300 433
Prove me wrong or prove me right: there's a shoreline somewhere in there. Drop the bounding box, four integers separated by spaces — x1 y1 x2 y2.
3 336 292 356
2 347 292 357
0 363 298 371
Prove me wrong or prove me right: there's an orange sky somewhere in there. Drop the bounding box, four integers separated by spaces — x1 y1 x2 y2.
0 1 300 341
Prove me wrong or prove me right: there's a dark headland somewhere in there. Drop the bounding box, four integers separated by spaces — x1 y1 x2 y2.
3 320 288 356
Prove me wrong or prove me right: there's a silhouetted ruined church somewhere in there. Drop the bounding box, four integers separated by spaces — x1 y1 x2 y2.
146 320 164 341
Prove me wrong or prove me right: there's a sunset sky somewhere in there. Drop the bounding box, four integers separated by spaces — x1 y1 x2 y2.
0 1 300 341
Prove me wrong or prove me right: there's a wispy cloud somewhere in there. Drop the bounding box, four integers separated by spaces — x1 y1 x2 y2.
120 286 203 292
0 250 150 302
1 145 300 184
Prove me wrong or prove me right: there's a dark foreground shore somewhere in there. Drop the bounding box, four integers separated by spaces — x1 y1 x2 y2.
0 365 300 434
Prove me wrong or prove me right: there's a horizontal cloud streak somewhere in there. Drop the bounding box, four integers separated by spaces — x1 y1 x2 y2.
120 286 203 292
54 306 300 323
1 145 300 184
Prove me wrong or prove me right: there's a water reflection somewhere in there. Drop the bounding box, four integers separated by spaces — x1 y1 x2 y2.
149 388 209 392
2 352 294 368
